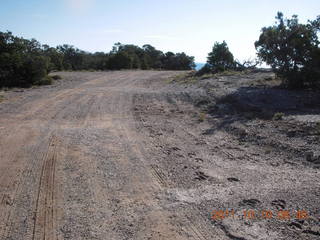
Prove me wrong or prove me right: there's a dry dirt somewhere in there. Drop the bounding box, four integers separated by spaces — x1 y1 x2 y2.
0 70 319 240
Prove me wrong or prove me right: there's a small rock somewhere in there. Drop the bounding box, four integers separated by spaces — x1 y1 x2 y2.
305 152 314 162
289 221 303 230
2 194 13 206
171 147 181 151
194 171 209 181
187 152 196 157
287 131 296 137
195 158 203 163
227 177 240 182
303 226 320 236
313 156 320 164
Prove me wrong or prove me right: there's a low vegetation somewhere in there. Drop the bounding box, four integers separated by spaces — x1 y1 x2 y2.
272 112 284 121
51 75 62 80
198 112 206 122
167 71 197 84
170 69 249 85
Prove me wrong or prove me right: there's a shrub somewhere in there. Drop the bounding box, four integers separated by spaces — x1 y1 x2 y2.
255 12 320 89
273 112 284 120
207 41 235 72
107 51 133 70
34 76 53 86
23 56 50 85
51 75 62 80
196 41 237 76
199 112 206 122
0 32 50 88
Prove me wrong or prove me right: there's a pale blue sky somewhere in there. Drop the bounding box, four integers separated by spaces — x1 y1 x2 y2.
1 0 319 62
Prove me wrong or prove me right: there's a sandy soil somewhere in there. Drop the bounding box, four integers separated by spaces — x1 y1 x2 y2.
0 70 319 240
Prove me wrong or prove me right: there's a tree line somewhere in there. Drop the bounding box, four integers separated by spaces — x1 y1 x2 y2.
1 12 319 89
199 12 320 89
0 32 195 88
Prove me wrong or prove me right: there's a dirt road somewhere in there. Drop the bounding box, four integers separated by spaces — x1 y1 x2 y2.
0 71 319 240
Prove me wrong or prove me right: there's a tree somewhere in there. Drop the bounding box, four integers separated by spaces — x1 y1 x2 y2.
0 31 196 88
57 45 85 70
42 45 63 71
106 43 195 71
162 52 195 70
107 51 132 70
255 12 320 88
0 31 50 87
207 41 235 72
142 44 163 69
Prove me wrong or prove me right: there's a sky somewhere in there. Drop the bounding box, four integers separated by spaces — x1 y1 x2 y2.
1 0 319 63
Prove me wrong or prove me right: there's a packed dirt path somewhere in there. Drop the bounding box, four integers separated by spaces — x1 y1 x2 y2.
0 71 222 240
0 71 319 240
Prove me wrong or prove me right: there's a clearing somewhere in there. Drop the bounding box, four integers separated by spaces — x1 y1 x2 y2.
0 70 319 240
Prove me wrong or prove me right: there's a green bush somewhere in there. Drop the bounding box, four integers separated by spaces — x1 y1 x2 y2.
255 13 320 89
196 41 239 76
35 76 53 86
273 112 284 121
207 41 235 73
198 112 206 122
0 32 50 88
51 74 62 80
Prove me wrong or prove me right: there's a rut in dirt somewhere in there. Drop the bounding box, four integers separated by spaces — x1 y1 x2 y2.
0 70 319 240
0 71 226 240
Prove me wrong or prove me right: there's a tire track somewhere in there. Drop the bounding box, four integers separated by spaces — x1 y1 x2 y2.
150 164 169 188
32 135 59 240
132 96 227 240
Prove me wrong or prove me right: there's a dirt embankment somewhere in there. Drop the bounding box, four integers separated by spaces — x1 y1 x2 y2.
0 70 319 240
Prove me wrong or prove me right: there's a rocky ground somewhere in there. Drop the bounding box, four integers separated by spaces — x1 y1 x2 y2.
0 70 319 240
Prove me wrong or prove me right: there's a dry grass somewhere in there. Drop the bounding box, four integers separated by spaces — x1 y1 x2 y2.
168 70 249 84
198 112 206 122
200 70 247 80
250 76 281 87
166 71 198 84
